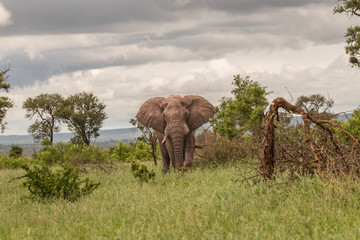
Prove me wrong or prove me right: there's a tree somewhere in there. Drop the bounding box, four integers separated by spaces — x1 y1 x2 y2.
212 75 270 139
60 92 107 145
295 94 334 116
130 118 158 165
334 0 360 67
9 145 23 158
0 66 14 133
23 93 65 144
342 107 360 140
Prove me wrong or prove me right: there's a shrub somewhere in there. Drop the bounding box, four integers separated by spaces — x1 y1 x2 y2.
341 107 360 142
0 155 31 169
37 142 65 165
63 144 109 165
111 141 154 162
41 138 52 148
195 130 250 166
15 164 100 202
111 141 133 161
265 107 360 178
130 160 155 183
132 141 152 161
37 142 110 165
9 145 23 158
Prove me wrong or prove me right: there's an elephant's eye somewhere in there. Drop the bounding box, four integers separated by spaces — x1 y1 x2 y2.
184 110 190 119
180 101 187 107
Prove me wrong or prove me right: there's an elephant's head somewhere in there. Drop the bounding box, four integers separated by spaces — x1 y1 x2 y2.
136 95 214 170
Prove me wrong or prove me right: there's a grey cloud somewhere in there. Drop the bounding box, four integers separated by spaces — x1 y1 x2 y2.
206 0 329 11
1 0 173 35
1 0 332 35
161 0 330 12
251 56 360 112
141 4 346 52
149 32 306 55
2 40 197 87
4 53 55 86
0 0 350 89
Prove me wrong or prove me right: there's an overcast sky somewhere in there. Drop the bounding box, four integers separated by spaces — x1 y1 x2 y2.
0 0 359 135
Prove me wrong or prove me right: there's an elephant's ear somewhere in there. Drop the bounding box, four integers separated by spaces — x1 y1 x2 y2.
136 97 166 133
184 95 214 132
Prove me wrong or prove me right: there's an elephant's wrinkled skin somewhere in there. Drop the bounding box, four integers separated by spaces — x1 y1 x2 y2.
136 95 214 172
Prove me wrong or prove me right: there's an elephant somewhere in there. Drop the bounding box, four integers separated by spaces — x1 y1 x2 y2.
136 95 214 172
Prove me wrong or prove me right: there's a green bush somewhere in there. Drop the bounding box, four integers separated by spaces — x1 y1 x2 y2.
130 160 155 183
16 164 100 202
37 142 110 165
9 145 23 158
340 107 360 142
111 141 153 162
111 141 133 161
37 142 65 165
0 155 31 169
63 144 109 165
132 141 152 161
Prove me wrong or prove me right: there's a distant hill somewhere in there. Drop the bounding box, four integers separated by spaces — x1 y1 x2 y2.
0 128 142 145
290 112 353 125
0 128 143 154
335 112 353 121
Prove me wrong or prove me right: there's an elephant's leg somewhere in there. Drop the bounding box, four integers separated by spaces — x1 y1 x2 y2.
165 140 175 170
156 132 171 172
184 132 195 167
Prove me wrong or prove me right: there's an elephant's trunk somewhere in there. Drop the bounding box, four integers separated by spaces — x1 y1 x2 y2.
169 124 185 170
173 137 184 170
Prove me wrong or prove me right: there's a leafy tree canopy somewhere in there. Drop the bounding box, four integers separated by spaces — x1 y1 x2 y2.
23 93 65 143
295 94 334 116
9 145 23 158
334 0 360 67
0 67 14 133
342 107 360 139
212 75 270 139
60 92 107 145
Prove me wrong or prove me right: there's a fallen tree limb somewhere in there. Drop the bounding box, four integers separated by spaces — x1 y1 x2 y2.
261 97 359 179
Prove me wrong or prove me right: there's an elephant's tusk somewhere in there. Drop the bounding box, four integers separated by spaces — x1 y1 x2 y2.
161 135 168 144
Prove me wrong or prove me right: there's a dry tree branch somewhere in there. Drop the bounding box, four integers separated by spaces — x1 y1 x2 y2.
261 97 359 180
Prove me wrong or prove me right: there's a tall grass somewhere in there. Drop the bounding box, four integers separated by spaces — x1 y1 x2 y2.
1 163 360 239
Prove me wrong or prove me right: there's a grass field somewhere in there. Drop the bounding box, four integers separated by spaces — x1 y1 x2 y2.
1 162 360 239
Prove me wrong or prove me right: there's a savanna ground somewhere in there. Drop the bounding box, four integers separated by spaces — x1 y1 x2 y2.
2 161 360 240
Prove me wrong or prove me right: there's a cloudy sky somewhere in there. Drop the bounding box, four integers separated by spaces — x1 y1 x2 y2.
0 0 359 135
